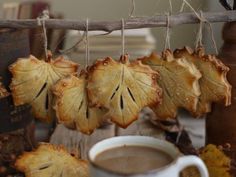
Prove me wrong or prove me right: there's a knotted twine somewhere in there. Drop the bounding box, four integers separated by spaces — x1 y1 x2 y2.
164 12 171 50
37 9 50 60
121 18 125 57
180 0 219 54
85 18 90 68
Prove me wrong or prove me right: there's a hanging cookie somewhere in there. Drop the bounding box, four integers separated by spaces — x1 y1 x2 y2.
87 55 162 128
9 54 79 122
15 143 89 177
174 46 231 117
53 71 107 134
140 50 201 119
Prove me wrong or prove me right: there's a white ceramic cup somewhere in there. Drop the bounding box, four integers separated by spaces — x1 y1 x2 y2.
88 136 209 177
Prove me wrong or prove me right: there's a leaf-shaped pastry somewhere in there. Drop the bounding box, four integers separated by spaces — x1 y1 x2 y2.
87 55 162 128
53 72 107 134
174 46 231 117
140 50 201 119
9 55 79 122
15 143 89 177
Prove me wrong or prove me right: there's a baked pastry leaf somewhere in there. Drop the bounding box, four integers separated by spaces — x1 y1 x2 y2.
87 55 162 128
174 46 231 117
53 72 106 134
182 144 232 177
9 54 78 122
15 143 89 177
140 50 201 119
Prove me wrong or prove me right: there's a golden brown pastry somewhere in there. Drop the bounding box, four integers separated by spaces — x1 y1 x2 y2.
9 54 78 122
174 46 231 117
53 71 107 134
0 78 9 98
182 144 232 177
15 143 89 177
140 50 201 119
87 55 162 128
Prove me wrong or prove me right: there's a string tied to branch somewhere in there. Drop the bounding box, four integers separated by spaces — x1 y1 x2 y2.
121 18 125 58
129 0 136 18
206 17 219 55
168 0 173 14
195 11 205 48
164 12 171 50
37 9 50 60
195 11 218 54
180 0 218 54
85 18 90 68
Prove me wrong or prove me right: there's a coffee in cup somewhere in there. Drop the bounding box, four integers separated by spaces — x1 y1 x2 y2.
94 145 173 174
89 136 209 177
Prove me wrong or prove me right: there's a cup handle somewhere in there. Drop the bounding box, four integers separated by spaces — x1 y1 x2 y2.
176 155 209 177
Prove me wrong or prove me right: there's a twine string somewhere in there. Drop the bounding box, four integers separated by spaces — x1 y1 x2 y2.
59 31 86 54
37 9 49 59
164 12 171 50
181 0 218 54
85 18 90 68
181 0 201 19
59 31 112 55
180 0 185 12
129 0 136 18
195 11 204 48
165 0 172 50
169 0 173 14
121 18 125 56
207 20 219 55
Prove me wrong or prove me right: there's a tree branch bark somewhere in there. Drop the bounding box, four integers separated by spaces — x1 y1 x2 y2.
0 11 235 32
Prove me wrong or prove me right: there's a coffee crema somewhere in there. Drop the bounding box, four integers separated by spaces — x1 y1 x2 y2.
94 145 173 175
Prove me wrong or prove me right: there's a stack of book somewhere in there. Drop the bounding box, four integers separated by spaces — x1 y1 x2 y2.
66 28 156 67
2 2 20 19
2 1 65 58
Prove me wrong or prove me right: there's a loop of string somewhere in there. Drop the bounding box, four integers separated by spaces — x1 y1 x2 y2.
207 20 219 55
164 0 172 50
180 0 218 54
37 9 49 59
164 13 171 50
195 11 204 48
197 12 218 54
168 0 173 14
59 31 86 54
180 0 201 19
129 0 136 18
85 18 90 68
58 30 112 55
121 18 125 56
180 1 185 12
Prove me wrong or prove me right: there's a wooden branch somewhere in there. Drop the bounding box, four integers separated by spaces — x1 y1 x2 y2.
0 11 235 32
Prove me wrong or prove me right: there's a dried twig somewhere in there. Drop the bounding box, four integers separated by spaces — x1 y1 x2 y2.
0 11 235 32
